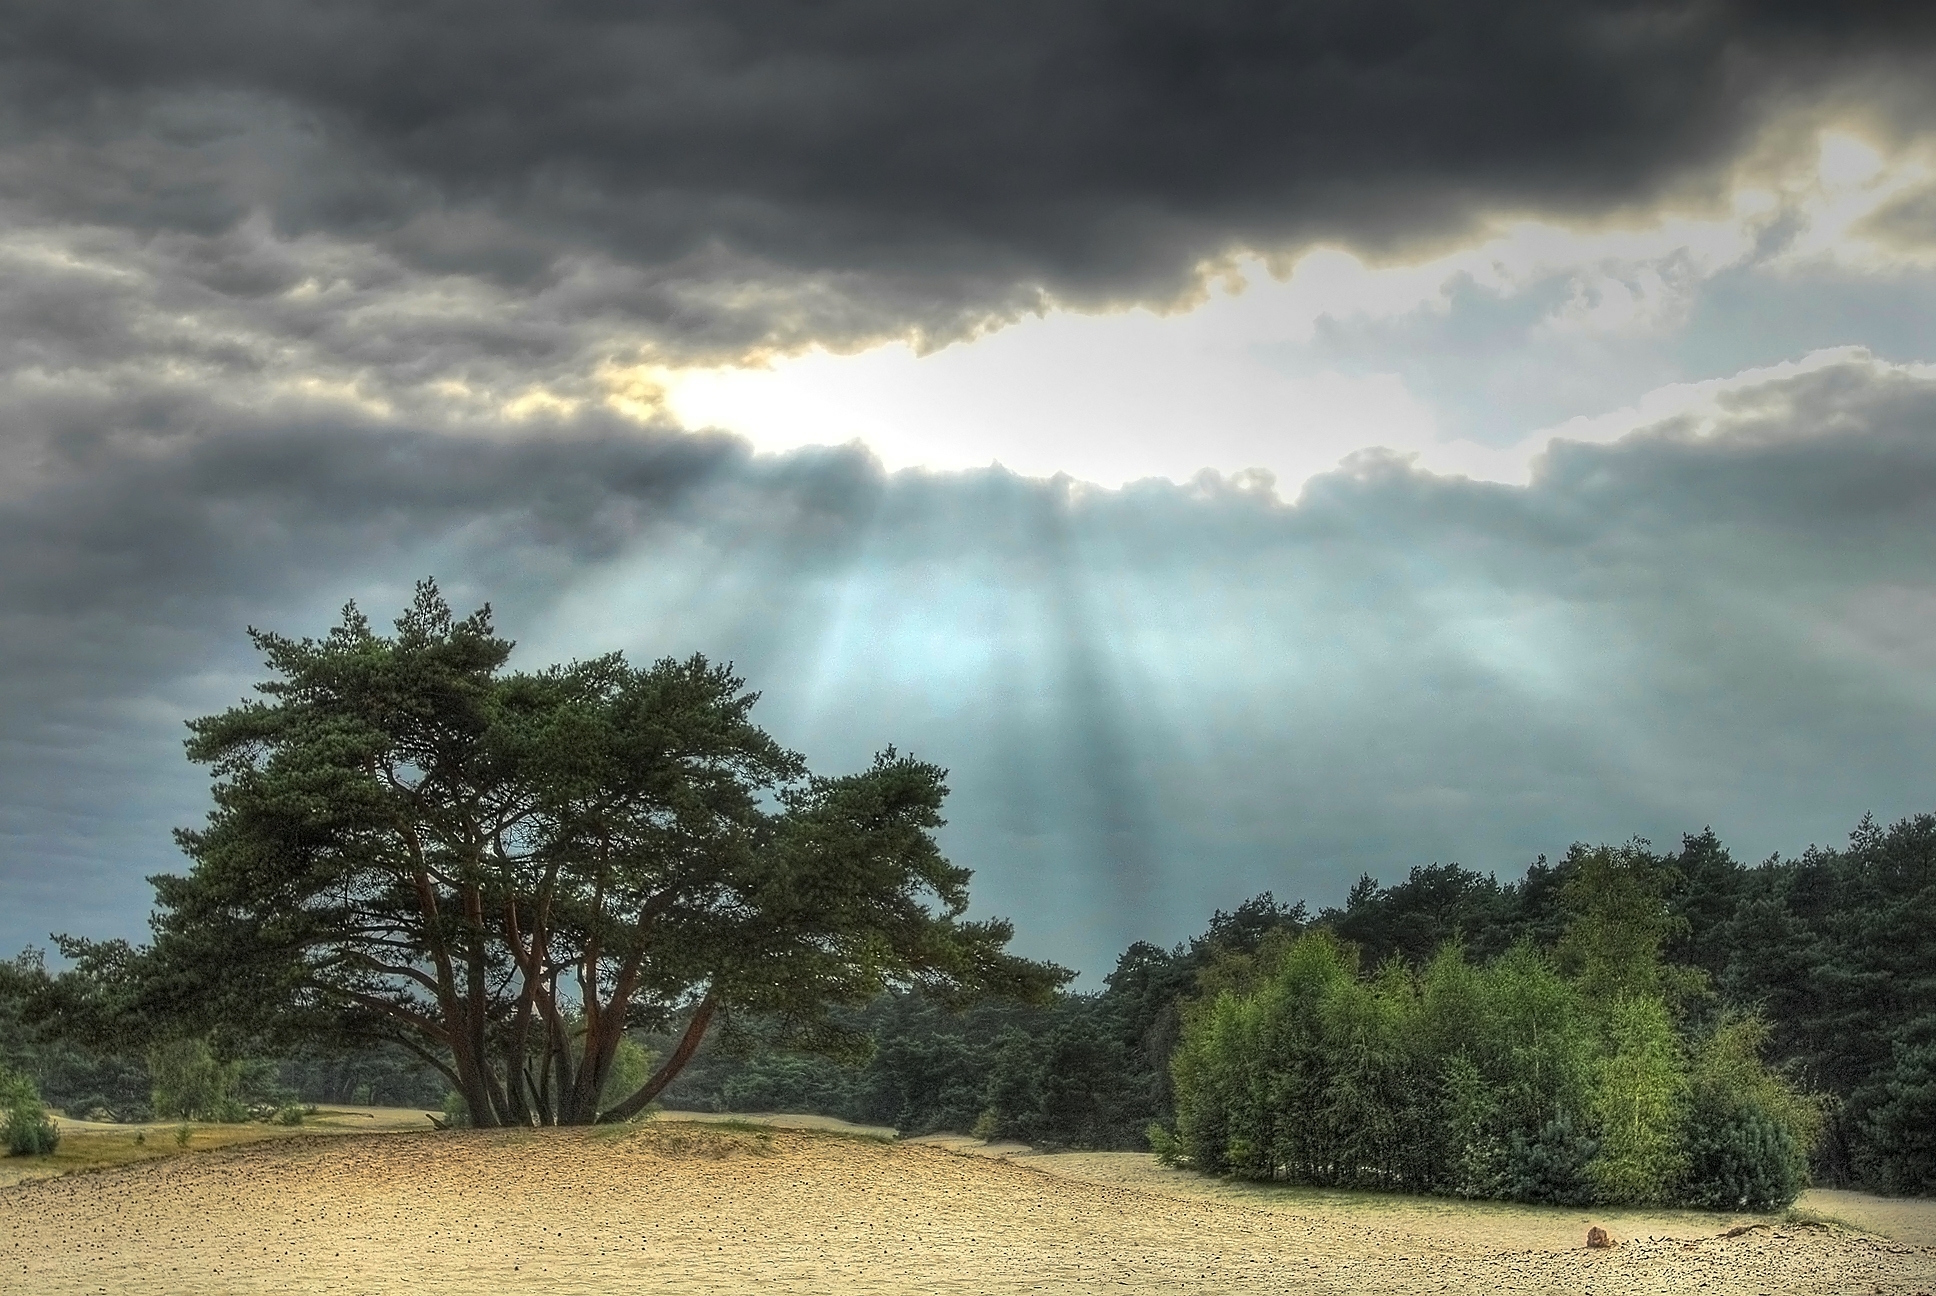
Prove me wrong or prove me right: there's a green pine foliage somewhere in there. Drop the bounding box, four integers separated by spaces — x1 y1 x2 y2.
1678 1016 1819 1209
1861 1036 1936 1195
1502 1114 1598 1205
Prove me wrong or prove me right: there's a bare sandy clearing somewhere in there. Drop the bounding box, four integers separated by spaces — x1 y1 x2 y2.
2 1121 1932 1295
1015 1148 1936 1253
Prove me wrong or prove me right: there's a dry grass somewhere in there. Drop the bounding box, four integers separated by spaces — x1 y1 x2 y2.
3 1118 1933 1294
0 1106 441 1190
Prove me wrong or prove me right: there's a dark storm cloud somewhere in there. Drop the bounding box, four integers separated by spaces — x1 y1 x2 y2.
6 357 1936 972
4 1 1935 358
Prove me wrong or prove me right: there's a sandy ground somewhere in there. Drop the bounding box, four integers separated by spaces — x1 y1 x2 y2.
3 1118 1933 1295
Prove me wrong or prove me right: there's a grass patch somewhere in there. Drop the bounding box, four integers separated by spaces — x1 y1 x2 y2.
623 1122 780 1159
1781 1205 1867 1233
0 1122 312 1189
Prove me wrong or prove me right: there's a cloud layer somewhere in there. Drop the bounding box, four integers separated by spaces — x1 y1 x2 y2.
6 0 1936 368
7 358 1936 973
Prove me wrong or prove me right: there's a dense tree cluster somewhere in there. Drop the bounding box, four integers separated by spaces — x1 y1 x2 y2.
1167 894 1816 1207
649 822 1936 1201
8 809 1934 1197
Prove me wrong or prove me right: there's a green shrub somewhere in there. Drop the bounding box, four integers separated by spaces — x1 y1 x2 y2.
1676 1016 1816 1209
1503 1114 1598 1205
1679 1105 1804 1210
149 1038 245 1122
441 1091 470 1128
2 1073 61 1157
19 1105 59 1146
1145 1122 1183 1166
6 1105 60 1156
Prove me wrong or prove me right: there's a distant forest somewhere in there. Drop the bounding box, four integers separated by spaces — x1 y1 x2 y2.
5 810 1933 1200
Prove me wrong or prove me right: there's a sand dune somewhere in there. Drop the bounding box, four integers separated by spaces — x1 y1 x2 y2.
3 1120 1933 1294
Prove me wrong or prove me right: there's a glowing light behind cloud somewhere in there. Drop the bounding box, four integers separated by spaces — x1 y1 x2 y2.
652 131 1936 493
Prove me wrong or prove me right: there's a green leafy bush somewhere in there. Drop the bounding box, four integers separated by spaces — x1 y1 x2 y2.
1586 996 1688 1204
148 1038 247 1122
1168 915 1816 1208
2 1066 61 1156
1145 1122 1183 1166
600 1038 655 1113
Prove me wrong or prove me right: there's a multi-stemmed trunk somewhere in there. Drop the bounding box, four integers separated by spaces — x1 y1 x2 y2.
400 868 720 1126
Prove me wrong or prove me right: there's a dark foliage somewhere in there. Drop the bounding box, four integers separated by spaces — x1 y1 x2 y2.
276 1043 451 1110
1680 1105 1805 1212
1862 1037 1936 1196
1504 1115 1600 1207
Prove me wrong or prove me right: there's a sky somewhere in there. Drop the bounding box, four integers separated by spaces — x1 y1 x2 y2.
5 2 1936 978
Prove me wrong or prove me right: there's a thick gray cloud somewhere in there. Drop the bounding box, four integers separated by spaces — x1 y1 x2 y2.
6 3 1936 977
5 359 1936 975
3 1 1934 360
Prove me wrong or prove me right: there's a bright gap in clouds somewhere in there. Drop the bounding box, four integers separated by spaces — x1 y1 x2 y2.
651 130 1936 491
662 271 1443 489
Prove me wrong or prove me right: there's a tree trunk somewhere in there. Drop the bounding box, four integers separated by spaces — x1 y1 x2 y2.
597 994 718 1124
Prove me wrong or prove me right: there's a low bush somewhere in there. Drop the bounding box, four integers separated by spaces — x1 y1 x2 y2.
2 1066 61 1156
1503 1114 1599 1205
1680 1105 1804 1210
148 1039 251 1122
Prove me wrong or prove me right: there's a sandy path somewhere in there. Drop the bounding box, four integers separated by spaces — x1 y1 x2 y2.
3 1122 1933 1295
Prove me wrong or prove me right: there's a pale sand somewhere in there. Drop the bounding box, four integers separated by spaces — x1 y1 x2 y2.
2 1120 1932 1295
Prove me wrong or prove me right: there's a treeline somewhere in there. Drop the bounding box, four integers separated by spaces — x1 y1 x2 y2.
4 810 1933 1198
654 813 1936 1200
0 973 445 1124
1169 861 1817 1209
1319 817 1934 1200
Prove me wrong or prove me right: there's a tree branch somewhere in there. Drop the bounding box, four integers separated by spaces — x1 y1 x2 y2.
598 990 718 1123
